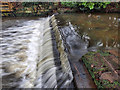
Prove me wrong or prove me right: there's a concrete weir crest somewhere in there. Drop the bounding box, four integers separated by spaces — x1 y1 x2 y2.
35 15 73 88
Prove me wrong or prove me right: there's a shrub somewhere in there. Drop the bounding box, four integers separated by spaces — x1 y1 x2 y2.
61 2 111 11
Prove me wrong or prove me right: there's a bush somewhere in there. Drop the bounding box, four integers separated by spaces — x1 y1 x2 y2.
61 2 111 11
61 2 78 8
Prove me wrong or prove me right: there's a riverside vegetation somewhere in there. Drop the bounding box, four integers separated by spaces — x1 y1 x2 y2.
2 2 120 17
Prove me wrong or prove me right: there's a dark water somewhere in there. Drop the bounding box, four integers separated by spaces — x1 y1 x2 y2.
56 13 120 49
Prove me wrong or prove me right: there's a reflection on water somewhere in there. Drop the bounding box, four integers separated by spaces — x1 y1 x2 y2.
56 13 119 49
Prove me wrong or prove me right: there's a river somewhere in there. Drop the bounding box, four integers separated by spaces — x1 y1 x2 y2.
1 13 119 88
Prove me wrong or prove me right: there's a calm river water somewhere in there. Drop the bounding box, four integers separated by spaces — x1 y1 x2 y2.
56 13 120 49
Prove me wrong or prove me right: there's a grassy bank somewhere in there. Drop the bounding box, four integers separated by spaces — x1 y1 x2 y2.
82 49 120 89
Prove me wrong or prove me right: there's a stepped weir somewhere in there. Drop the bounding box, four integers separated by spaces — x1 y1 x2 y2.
35 15 73 88
1 15 97 89
1 15 73 88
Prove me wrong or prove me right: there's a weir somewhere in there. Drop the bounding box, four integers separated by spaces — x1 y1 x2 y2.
35 15 73 88
1 15 73 88
1 15 96 89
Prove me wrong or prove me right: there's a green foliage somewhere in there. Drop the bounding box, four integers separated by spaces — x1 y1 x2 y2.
61 2 78 8
22 2 40 7
61 2 111 11
20 2 54 15
99 51 111 56
102 80 120 88
22 2 54 7
82 56 103 88
79 2 95 10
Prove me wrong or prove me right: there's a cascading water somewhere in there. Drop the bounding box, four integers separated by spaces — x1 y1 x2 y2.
35 16 73 88
59 22 97 63
1 16 73 88
1 18 46 88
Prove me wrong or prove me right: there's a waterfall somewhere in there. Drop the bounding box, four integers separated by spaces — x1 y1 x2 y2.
35 15 73 88
1 15 73 88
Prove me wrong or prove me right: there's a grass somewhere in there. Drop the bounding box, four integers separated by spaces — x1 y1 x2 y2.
82 50 120 89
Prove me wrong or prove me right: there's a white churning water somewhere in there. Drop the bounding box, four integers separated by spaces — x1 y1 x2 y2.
1 17 47 88
1 16 73 88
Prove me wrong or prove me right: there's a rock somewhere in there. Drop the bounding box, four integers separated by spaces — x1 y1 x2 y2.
105 49 120 57
100 72 118 83
116 70 120 76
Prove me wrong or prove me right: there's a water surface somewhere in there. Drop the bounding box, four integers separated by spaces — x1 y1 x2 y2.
1 17 45 88
56 13 119 49
1 13 119 88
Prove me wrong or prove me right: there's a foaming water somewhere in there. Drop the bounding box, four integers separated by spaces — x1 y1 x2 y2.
34 16 73 88
60 22 97 62
1 16 73 88
1 18 46 88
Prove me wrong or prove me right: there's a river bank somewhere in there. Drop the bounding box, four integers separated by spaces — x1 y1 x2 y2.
1 2 120 17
